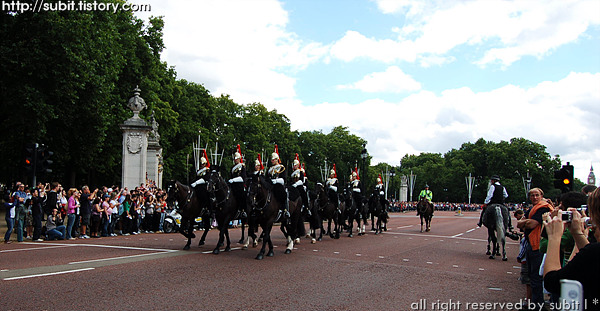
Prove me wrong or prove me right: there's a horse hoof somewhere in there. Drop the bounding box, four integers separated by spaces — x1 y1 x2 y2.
256 254 264 260
502 257 507 261
267 251 274 257
486 251 491 255
225 246 231 252
242 245 248 250
311 239 316 244
238 239 244 244
489 255 495 259
348 234 353 238
426 229 430 232
183 245 190 250
375 231 380 235
213 249 220 255
190 233 196 239
198 241 205 246
317 237 322 241
295 238 300 244
284 249 292 254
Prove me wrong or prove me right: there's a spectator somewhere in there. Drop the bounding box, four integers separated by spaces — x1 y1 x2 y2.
46 208 66 240
517 187 553 306
101 194 111 237
13 183 27 242
79 186 97 239
4 190 15 244
582 184 597 196
66 188 80 240
90 197 103 238
543 188 600 310
58 188 68 219
30 188 45 242
109 192 120 237
121 194 132 235
514 209 531 303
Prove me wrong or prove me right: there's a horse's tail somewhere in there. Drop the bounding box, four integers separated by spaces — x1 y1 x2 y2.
494 205 505 242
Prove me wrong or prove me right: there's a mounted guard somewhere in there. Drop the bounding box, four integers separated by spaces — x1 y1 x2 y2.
350 167 363 207
325 164 339 210
267 145 289 222
290 153 310 216
229 144 248 219
191 149 212 207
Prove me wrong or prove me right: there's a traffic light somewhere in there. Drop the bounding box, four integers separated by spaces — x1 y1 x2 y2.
36 145 53 174
554 162 574 193
24 143 37 172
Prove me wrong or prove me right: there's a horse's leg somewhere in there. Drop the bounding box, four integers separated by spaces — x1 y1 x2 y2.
426 215 431 232
501 235 507 261
256 223 267 260
486 233 491 255
348 217 354 237
238 217 246 244
199 218 210 246
224 226 231 252
420 215 424 233
213 224 225 255
371 212 375 231
266 223 274 257
488 227 496 259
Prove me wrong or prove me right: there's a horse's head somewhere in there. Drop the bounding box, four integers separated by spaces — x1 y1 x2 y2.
247 175 261 209
165 180 178 206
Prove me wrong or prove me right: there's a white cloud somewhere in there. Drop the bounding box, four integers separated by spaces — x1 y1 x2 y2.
353 0 600 67
336 66 421 93
282 72 600 182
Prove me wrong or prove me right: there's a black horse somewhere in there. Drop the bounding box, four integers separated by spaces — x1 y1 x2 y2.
305 189 323 243
343 187 366 237
417 196 433 232
165 180 212 250
280 187 303 254
314 183 338 239
369 192 389 235
205 165 241 255
483 204 507 261
244 174 282 259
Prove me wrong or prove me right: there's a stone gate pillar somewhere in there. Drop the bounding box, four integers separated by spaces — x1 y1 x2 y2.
120 87 152 190
400 175 408 202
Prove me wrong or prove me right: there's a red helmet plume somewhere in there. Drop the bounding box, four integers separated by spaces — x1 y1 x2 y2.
203 149 210 168
235 144 243 163
256 153 264 170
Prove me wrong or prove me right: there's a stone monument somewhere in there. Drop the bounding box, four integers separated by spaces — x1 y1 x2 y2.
120 87 155 190
146 110 163 189
400 175 408 202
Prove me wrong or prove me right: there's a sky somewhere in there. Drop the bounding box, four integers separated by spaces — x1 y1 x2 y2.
130 0 600 184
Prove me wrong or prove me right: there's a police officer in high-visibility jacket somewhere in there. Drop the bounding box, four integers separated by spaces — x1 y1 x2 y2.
417 184 433 216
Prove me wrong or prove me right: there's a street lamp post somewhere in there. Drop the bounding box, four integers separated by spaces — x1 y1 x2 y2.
408 170 416 202
389 168 396 201
360 144 368 193
466 173 475 204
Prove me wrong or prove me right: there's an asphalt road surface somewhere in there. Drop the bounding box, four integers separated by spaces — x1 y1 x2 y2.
1 211 526 311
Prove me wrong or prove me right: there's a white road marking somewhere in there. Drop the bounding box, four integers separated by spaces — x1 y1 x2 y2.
452 265 459 268
313 249 318 252
426 262 433 264
334 252 340 254
488 287 503 291
379 256 385 259
396 225 413 229
382 231 518 244
69 252 174 264
452 233 464 237
356 254 362 256
466 228 478 233
200 247 242 254
0 244 75 253
403 259 409 262
479 268 485 271
4 268 95 281
513 266 521 269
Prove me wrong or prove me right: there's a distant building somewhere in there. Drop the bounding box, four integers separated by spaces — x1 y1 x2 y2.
588 164 596 186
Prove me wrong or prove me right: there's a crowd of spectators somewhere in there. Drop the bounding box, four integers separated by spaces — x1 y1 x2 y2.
388 200 524 213
511 184 598 311
3 181 169 243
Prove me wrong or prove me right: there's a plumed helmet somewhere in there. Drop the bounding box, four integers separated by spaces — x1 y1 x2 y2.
491 175 500 181
234 152 242 160
255 159 261 167
200 157 207 165
293 153 300 167
330 169 336 176
271 152 279 160
234 144 243 163
352 171 357 178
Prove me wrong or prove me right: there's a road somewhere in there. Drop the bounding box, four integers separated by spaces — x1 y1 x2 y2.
1 211 525 311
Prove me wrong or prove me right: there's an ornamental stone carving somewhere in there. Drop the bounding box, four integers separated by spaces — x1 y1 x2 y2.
126 133 144 154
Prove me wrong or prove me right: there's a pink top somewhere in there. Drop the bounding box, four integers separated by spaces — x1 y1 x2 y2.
67 196 78 214
103 201 112 217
